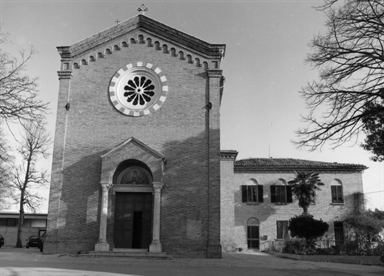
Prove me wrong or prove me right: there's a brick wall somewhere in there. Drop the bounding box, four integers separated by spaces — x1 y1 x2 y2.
45 27 223 258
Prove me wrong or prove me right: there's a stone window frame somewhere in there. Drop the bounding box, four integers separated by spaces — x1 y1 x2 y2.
109 62 169 117
241 179 263 204
331 179 344 204
270 179 293 204
276 220 289 240
334 221 345 245
247 217 260 249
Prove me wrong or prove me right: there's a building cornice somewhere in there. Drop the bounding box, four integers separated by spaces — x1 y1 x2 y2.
58 15 225 60
220 150 238 161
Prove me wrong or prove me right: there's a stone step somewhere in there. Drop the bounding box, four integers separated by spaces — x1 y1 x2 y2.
80 251 173 260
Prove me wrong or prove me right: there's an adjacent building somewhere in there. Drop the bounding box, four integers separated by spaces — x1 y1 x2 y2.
220 150 367 252
0 212 47 247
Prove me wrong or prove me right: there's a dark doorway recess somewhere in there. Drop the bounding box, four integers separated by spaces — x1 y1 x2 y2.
114 193 152 249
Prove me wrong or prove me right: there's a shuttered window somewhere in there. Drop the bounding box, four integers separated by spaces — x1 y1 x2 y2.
241 185 263 203
331 186 343 203
276 220 289 240
270 185 292 204
334 221 344 245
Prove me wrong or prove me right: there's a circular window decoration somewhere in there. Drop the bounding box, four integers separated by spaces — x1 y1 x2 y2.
109 62 168 116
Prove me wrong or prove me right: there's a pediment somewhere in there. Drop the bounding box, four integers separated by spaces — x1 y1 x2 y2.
101 137 165 161
58 15 225 60
100 137 165 183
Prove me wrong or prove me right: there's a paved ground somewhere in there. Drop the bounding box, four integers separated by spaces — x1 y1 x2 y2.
0 248 383 276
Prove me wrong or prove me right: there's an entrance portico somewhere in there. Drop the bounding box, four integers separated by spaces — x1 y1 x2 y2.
95 137 165 253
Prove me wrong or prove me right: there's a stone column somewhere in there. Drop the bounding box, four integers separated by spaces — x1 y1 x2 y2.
95 181 113 251
149 182 163 253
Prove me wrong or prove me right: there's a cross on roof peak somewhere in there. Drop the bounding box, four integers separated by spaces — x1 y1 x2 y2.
138 4 148 15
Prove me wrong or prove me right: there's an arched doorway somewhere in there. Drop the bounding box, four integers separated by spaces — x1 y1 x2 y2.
113 161 153 249
247 218 260 250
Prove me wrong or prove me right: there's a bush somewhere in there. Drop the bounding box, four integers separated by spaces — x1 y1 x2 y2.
288 215 329 245
282 239 301 254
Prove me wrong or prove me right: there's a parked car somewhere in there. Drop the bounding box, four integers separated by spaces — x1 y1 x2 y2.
26 235 42 249
0 234 4 248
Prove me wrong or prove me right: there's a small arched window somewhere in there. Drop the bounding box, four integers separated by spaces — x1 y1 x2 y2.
186 54 193 64
146 38 152 47
138 35 145 44
178 51 185 60
194 58 201 67
331 179 343 203
241 179 263 203
154 41 161 50
170 48 177 57
162 44 169 54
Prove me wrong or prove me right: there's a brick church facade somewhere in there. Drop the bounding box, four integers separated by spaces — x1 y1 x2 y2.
45 15 225 258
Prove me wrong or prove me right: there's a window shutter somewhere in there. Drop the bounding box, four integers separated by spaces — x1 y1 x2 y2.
270 185 276 203
241 185 247 202
331 186 336 202
276 221 282 239
339 186 344 203
258 185 264 203
286 186 293 203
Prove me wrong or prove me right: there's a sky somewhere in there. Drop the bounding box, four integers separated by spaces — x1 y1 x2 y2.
1 0 383 212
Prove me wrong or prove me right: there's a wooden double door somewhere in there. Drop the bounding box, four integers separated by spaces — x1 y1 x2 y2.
114 192 153 249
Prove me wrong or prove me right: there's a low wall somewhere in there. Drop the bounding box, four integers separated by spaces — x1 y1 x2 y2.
274 252 384 266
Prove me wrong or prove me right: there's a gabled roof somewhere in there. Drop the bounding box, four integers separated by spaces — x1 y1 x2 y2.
58 14 225 60
101 137 165 160
234 158 368 172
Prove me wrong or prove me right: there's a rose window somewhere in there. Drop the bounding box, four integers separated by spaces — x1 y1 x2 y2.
109 62 168 117
123 76 155 106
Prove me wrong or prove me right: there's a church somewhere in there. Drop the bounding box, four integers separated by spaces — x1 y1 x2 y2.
45 14 224 258
45 12 367 258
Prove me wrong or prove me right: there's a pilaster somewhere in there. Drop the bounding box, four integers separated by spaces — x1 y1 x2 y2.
95 181 113 251
149 182 164 253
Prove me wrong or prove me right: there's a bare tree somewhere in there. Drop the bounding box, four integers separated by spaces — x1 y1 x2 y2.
0 32 47 122
8 120 50 248
295 0 384 161
0 126 12 210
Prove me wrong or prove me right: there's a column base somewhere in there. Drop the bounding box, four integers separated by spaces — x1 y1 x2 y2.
95 241 110 252
149 240 162 253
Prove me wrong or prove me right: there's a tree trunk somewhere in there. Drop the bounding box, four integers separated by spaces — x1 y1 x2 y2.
16 190 25 248
302 205 309 216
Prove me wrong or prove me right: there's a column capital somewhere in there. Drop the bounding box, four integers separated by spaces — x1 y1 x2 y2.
206 69 223 78
100 181 113 190
152 182 164 191
57 70 72 80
